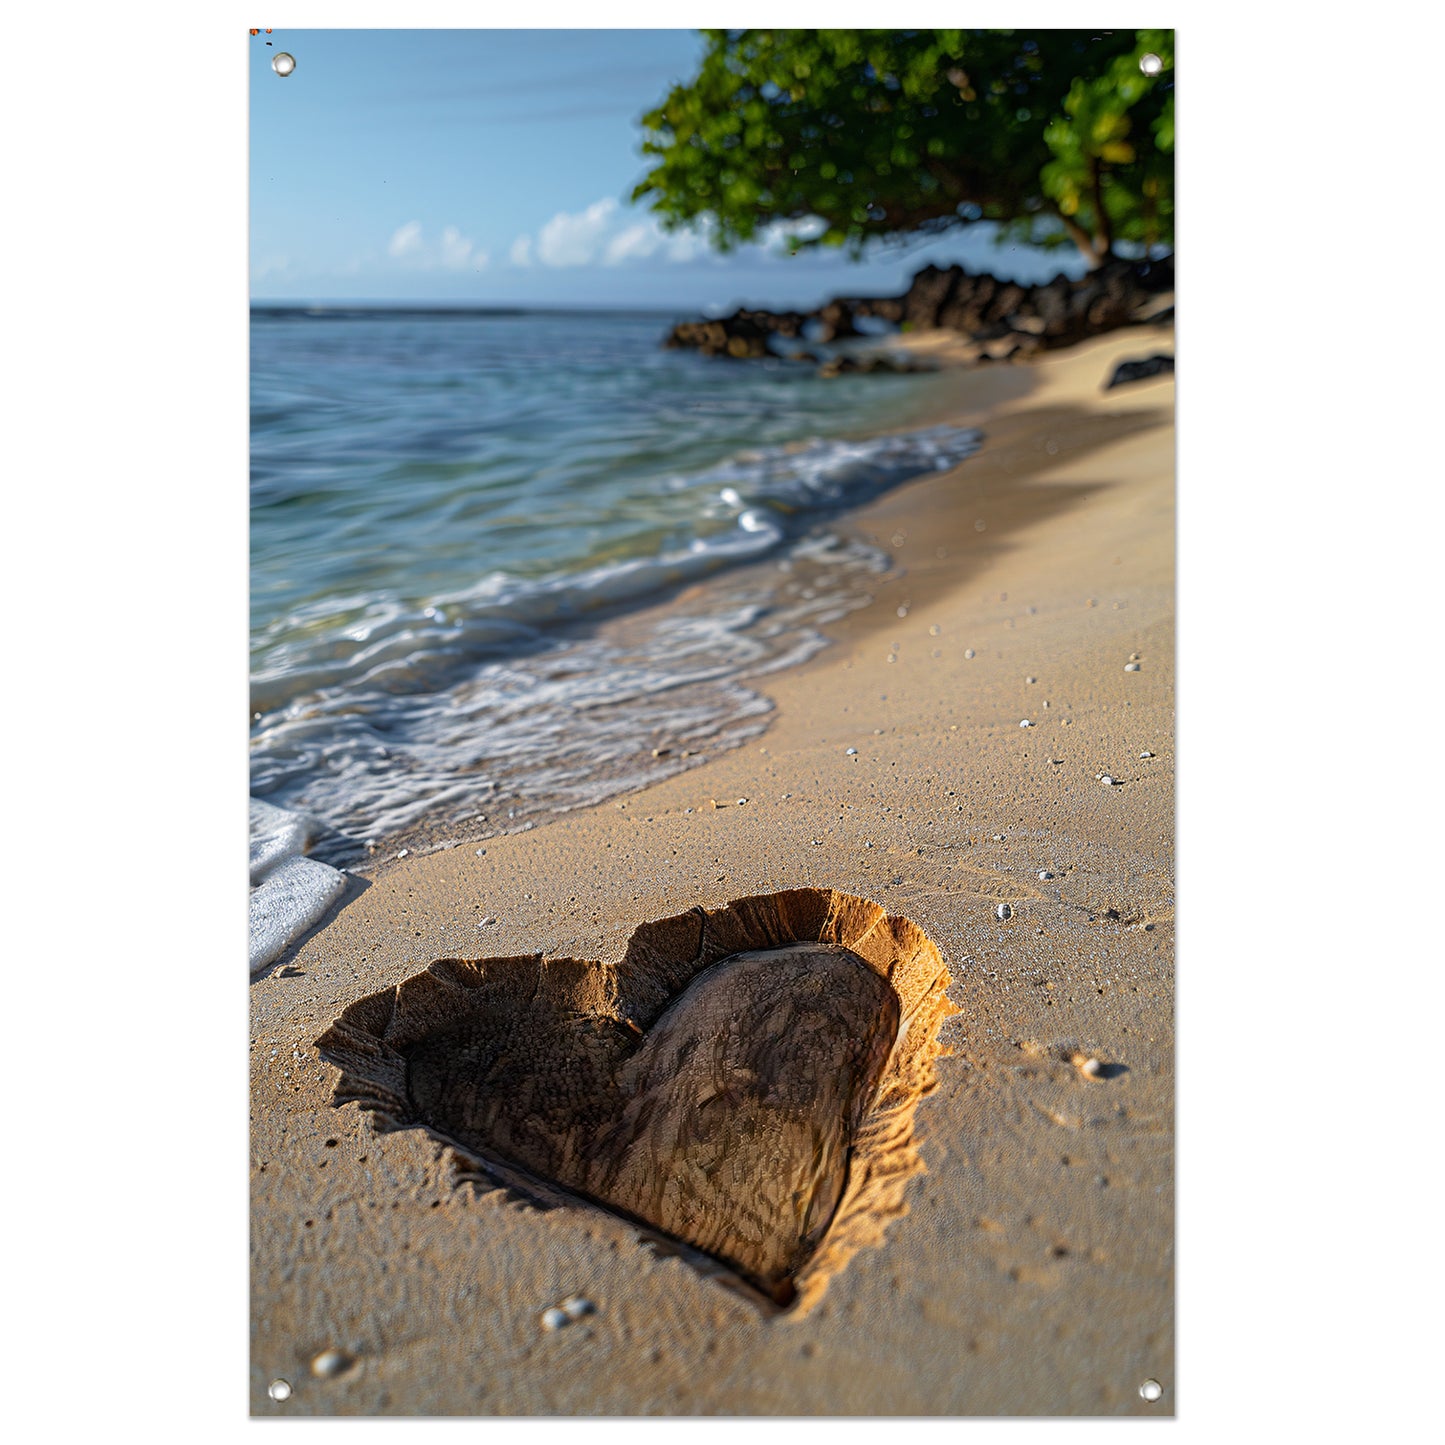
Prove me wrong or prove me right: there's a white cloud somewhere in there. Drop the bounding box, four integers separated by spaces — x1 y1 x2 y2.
387 221 487 270
509 199 715 270
602 222 662 266
536 197 619 267
438 226 488 270
388 220 424 259
653 225 711 264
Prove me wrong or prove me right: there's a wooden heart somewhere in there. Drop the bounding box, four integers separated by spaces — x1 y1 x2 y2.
316 888 955 1311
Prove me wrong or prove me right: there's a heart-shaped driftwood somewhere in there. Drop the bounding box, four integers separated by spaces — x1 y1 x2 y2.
316 887 954 1311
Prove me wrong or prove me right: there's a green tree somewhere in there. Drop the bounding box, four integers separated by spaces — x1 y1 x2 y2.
633 29 1174 270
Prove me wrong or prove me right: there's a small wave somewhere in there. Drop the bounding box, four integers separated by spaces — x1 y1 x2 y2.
250 424 979 718
250 534 895 861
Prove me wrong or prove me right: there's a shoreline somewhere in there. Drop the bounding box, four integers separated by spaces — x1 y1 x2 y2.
248 342 986 884
251 322 1175 1415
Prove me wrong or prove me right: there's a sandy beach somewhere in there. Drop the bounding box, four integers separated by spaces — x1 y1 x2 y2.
250 322 1175 1416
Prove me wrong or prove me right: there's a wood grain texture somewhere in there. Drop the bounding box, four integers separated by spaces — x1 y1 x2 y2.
316 889 952 1310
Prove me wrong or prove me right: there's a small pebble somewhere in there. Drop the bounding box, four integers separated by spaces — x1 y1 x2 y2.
268 1380 293 1402
897 605 909 618
996 903 1012 920
1124 662 1141 672
1070 1051 1101 1078
541 1308 569 1332
736 797 748 806
1026 676 1037 684
1039 870 1054 880
479 916 497 926
846 747 858 755
929 625 941 636
1019 719 1032 728
310 1349 354 1379
475 848 486 856
1140 750 1154 759
561 1296 595 1320
396 848 409 858
1049 758 1063 765
964 649 976 659
864 841 873 848
1100 775 1116 787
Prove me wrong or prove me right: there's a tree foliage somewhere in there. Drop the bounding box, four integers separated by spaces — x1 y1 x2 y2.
633 29 1174 269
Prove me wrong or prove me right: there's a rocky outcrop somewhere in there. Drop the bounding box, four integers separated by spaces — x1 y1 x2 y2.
663 254 1174 368
664 307 807 359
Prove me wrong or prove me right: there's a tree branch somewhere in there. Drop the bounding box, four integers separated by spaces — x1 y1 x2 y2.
1088 156 1113 262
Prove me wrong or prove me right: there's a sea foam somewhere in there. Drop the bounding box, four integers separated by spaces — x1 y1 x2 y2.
249 798 347 973
250 425 982 863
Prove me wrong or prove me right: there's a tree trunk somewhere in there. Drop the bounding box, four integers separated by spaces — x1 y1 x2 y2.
1088 157 1114 264
1057 210 1111 271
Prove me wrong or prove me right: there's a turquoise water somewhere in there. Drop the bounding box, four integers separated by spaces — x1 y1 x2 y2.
251 308 980 860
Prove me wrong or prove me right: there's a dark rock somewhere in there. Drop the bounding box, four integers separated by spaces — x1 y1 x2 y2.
984 282 1028 325
1104 354 1175 390
901 265 963 329
852 296 904 323
664 307 810 359
1032 275 1076 337
818 352 931 379
812 299 860 343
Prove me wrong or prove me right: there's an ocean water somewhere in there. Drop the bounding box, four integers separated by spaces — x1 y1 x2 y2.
251 307 980 866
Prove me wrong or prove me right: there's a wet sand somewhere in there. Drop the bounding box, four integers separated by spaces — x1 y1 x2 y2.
251 323 1176 1416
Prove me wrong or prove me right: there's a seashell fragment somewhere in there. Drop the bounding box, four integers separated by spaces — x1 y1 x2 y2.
310 1349 354 1379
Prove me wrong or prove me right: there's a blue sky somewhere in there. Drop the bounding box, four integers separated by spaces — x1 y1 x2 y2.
250 28 1091 312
